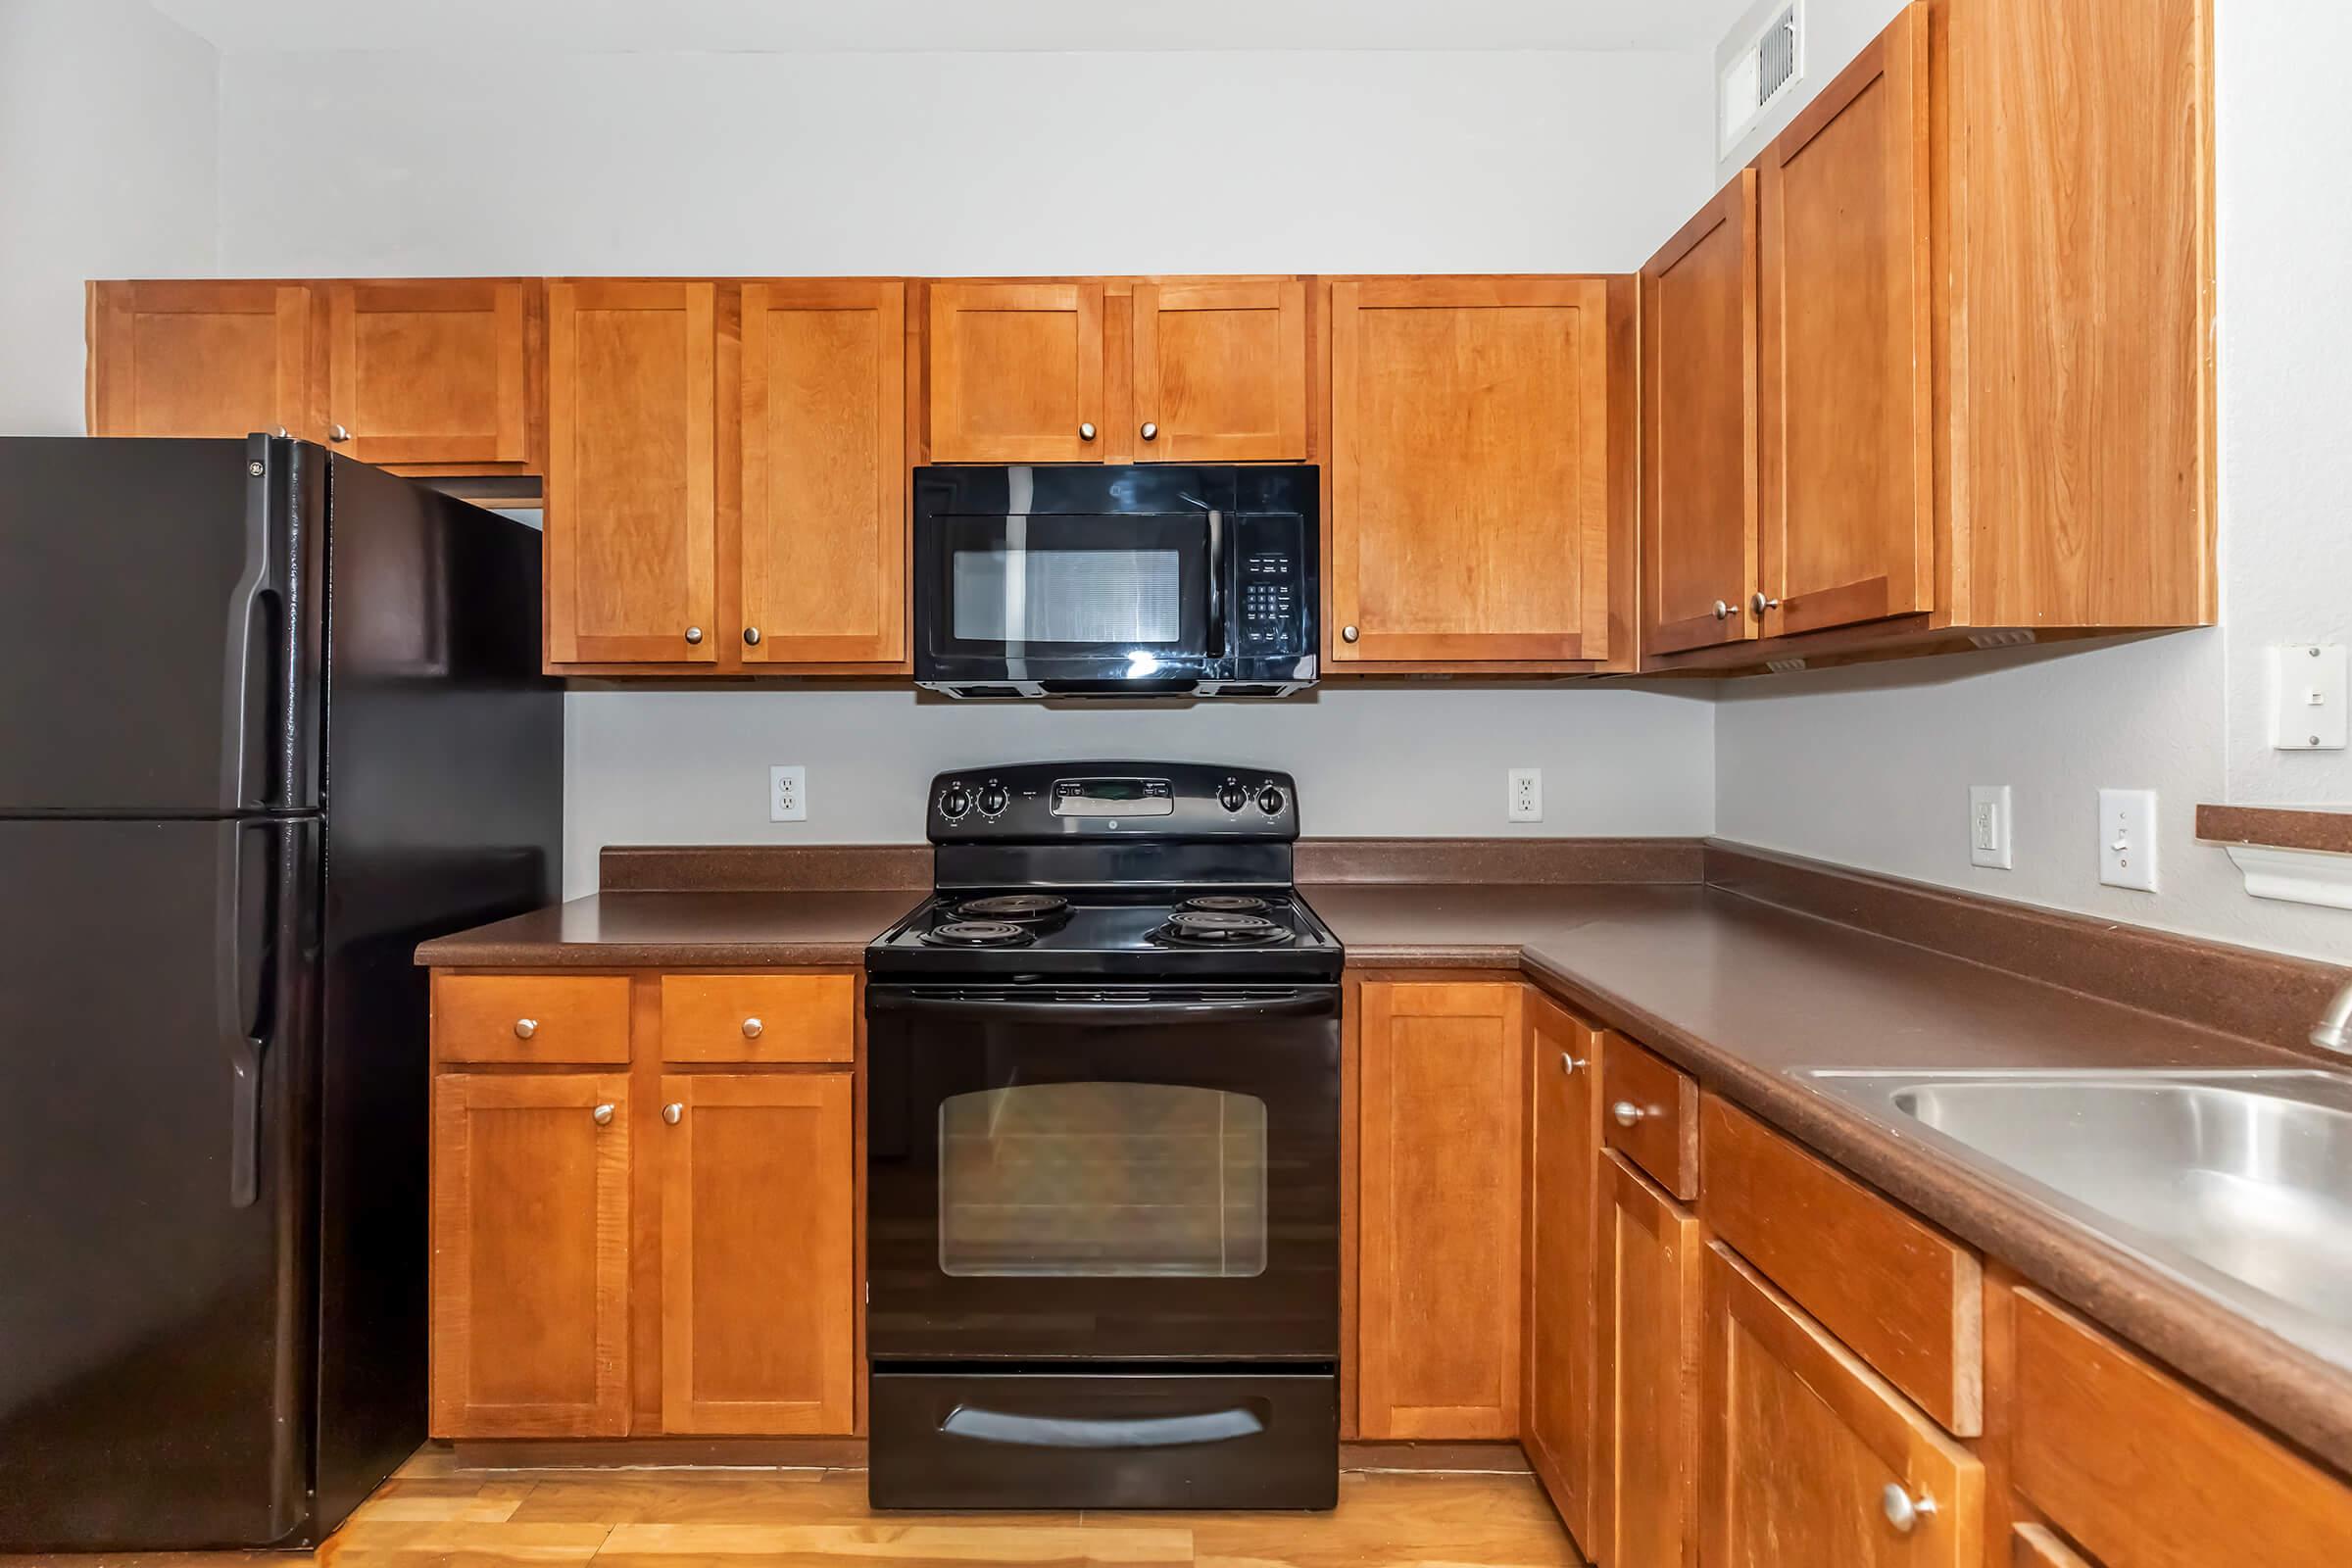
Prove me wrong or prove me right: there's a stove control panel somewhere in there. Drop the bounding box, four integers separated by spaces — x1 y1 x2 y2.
928 760 1298 841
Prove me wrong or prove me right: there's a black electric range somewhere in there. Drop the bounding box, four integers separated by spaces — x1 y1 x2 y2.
863 761 1343 1512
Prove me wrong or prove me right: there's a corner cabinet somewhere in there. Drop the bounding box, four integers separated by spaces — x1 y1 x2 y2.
1524 995 1603 1544
87 280 322 441
1327 276 1633 672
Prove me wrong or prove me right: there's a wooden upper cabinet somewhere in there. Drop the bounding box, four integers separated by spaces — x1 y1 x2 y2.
739 281 906 665
326 279 536 468
544 279 718 666
1329 277 1615 667
1132 280 1307 461
659 1073 857 1435
928 282 1104 463
1758 2 1933 640
1700 1243 1984 1568
1355 980 1526 1440
1643 173 1760 656
1596 1152 1703 1568
88 280 320 440
1524 995 1602 1552
430 1072 630 1439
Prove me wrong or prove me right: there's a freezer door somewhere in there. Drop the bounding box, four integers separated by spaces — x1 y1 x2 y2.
0 436 321 812
0 817 318 1550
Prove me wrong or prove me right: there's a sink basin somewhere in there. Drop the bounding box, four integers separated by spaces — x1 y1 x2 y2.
1799 1068 2352 1369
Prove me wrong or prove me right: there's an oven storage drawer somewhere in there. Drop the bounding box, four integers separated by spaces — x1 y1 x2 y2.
869 1369 1339 1510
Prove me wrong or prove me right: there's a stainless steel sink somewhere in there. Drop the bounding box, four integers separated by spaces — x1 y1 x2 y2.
1798 1068 2352 1369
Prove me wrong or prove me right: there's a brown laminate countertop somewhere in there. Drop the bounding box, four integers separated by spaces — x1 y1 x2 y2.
413 889 924 968
1307 879 2352 1477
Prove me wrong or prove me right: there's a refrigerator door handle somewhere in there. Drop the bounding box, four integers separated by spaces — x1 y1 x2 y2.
220 819 276 1209
228 434 289 812
226 1033 265 1208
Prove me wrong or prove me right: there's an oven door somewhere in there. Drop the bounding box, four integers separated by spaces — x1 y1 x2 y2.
915 511 1222 689
865 984 1340 1363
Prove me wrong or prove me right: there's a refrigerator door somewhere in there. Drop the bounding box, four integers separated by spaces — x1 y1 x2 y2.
0 436 321 813
0 816 318 1550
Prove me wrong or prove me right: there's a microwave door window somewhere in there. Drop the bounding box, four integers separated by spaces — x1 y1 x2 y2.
953 542 1185 648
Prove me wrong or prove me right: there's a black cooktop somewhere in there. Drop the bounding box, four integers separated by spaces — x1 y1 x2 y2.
868 887 1343 982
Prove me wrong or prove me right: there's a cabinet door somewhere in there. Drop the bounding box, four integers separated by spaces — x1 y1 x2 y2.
1596 1152 1702 1568
1643 173 1761 656
1758 4 1934 638
1356 981 1525 1439
87 280 319 439
660 1073 856 1435
545 280 718 666
1329 278 1612 665
326 279 534 467
1132 280 1307 462
928 282 1104 463
739 281 906 665
1524 995 1601 1549
1700 1242 1984 1568
430 1073 629 1438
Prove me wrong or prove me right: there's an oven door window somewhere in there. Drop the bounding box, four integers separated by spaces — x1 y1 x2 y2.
931 513 1211 660
939 1082 1268 1278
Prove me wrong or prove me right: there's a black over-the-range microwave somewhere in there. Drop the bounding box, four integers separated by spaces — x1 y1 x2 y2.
912 465 1320 699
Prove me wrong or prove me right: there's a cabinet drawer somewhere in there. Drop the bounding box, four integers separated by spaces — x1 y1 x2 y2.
660 972 855 1063
435 973 630 1064
2010 1525 2092 1568
1698 1095 1982 1435
1598 1034 1696 1199
2011 1289 2352 1568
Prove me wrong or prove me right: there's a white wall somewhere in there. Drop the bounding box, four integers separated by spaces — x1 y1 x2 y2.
0 0 220 434
1711 0 2352 963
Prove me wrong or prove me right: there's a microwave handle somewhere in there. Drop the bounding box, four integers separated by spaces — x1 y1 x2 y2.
1206 510 1225 657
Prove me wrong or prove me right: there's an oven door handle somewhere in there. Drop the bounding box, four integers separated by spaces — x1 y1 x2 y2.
941 1402 1267 1450
866 989 1337 1027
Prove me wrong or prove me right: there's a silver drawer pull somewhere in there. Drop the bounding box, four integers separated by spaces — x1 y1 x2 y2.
742 1017 763 1039
592 1102 614 1127
513 1018 537 1039
1612 1101 1645 1127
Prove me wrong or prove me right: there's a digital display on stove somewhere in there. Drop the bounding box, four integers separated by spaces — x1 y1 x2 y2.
1052 778 1175 816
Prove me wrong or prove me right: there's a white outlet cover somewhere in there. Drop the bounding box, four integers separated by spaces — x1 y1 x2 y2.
2097 788 2157 893
769 764 807 823
2272 644 2348 750
1968 785 2013 870
1508 768 1544 824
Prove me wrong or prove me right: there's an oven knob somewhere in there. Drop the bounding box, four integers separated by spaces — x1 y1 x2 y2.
941 785 971 818
977 784 1009 816
1256 785 1287 815
1218 782 1249 812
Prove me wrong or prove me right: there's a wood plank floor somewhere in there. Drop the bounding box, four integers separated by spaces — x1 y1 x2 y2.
15 1449 1586 1568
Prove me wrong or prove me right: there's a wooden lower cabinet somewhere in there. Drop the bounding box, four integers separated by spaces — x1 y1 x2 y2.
430 1072 632 1438
1700 1242 1984 1567
1595 1151 1702 1568
1354 979 1525 1439
1522 994 1600 1547
659 1072 857 1434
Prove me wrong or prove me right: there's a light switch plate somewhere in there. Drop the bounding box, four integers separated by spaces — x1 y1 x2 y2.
2098 788 2158 892
769 765 807 822
2273 644 2348 750
1969 785 2013 869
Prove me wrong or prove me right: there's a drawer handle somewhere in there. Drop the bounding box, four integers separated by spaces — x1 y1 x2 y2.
1611 1100 1646 1127
662 1102 683 1126
592 1102 614 1127
513 1018 538 1039
1881 1483 1936 1534
1559 1052 1587 1077
742 1016 764 1039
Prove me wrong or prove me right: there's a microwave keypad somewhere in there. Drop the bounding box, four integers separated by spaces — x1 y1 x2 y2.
1243 552 1297 647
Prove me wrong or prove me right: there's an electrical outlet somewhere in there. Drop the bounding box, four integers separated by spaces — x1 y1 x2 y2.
2098 788 2157 892
1508 768 1544 823
769 765 807 823
1968 784 2013 870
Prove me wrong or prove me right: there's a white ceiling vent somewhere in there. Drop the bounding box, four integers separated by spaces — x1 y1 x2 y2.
1720 2 1804 157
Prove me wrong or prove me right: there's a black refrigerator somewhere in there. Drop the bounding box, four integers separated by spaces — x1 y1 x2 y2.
0 436 563 1549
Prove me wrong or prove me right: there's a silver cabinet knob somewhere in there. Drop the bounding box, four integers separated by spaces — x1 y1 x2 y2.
742 627 761 647
1079 421 1098 441
1713 600 1740 620
1752 592 1781 615
662 1102 683 1126
1141 421 1158 441
742 1017 764 1039
592 1102 614 1127
1559 1052 1587 1076
328 423 351 443
1342 625 1360 644
1881 1484 1936 1534
513 1018 537 1039
684 626 704 645
1612 1101 1645 1127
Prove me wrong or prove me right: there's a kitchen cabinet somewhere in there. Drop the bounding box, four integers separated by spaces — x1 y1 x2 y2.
1328 276 1630 671
325 279 538 469
1644 0 2216 674
430 1072 631 1438
544 279 719 667
1132 280 1308 461
659 1073 856 1435
1353 979 1524 1440
87 280 321 441
1699 1242 1984 1567
1522 994 1601 1548
927 281 1105 464
1595 1151 1702 1568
